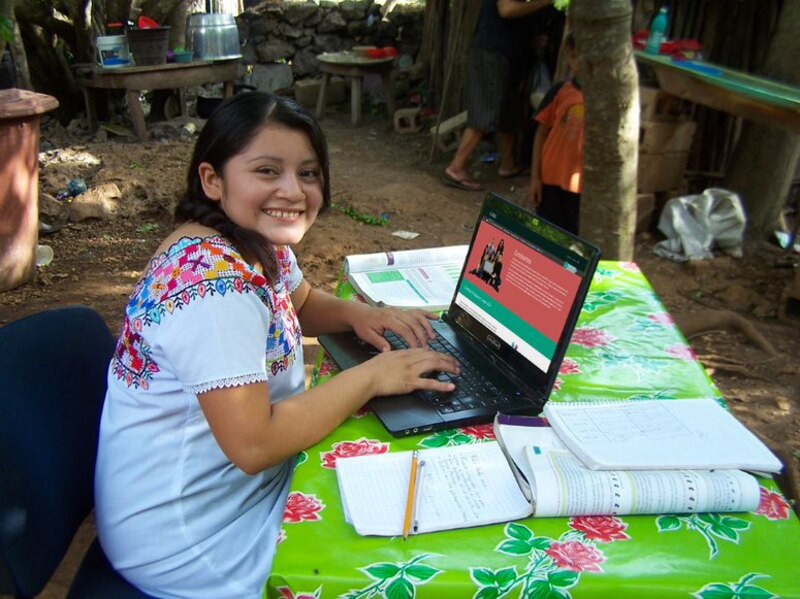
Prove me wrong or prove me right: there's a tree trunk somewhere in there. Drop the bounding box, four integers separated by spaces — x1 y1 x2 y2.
723 0 800 247
418 0 447 109
570 0 639 260
0 0 12 58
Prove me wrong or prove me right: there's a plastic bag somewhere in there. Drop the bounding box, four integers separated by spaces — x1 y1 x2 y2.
529 62 552 110
653 188 746 261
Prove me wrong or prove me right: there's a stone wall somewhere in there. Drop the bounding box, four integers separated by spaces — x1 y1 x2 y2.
235 0 424 97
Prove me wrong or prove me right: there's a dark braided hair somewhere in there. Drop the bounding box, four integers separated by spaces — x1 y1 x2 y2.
174 92 331 283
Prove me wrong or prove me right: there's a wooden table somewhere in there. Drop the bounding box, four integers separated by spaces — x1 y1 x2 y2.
316 52 396 126
75 60 240 141
635 52 800 134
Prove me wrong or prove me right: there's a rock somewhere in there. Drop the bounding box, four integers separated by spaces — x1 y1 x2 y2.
282 1 319 25
68 183 122 222
291 49 321 78
338 0 372 20
278 22 303 38
256 39 296 62
317 11 347 34
38 192 65 220
250 63 294 93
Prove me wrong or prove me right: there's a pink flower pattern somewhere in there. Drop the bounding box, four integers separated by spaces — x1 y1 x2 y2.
546 541 606 573
667 344 697 361
283 492 325 523
321 438 390 469
647 312 675 326
620 262 641 273
571 328 614 349
560 358 580 375
570 516 630 543
755 487 791 520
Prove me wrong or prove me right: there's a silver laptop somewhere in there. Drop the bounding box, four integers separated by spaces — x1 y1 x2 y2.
319 193 601 437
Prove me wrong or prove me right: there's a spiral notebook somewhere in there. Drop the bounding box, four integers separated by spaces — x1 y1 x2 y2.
542 398 783 473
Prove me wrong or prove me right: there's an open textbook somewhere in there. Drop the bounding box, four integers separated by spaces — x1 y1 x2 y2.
335 414 761 537
343 245 468 310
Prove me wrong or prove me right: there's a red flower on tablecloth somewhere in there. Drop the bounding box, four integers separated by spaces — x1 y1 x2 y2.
755 487 791 520
571 328 614 349
460 423 496 440
648 312 675 326
560 358 580 375
546 540 605 573
317 360 335 378
667 344 697 361
321 438 390 469
552 378 563 392
277 586 320 599
352 405 372 419
570 516 630 543
283 492 325 523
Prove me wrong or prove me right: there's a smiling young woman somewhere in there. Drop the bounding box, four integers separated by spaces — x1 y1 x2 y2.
93 92 460 598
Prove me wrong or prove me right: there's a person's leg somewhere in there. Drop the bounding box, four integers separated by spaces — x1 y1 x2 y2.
497 56 527 178
563 190 581 235
497 132 518 175
445 127 486 188
536 184 569 231
444 47 504 190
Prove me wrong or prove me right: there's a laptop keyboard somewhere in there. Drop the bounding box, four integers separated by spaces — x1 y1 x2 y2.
384 330 513 414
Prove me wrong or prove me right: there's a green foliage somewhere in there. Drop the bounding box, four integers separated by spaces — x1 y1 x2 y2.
0 17 13 44
553 0 570 11
136 222 160 234
334 202 388 227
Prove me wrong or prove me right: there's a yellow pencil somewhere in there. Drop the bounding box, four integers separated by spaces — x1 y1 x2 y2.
402 450 420 540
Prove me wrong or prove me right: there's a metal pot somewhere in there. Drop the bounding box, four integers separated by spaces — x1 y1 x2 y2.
186 13 241 61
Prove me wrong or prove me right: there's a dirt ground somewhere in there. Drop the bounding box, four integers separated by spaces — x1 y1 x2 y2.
1 106 799 514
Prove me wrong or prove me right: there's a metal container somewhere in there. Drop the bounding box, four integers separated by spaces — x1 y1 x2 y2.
186 13 241 61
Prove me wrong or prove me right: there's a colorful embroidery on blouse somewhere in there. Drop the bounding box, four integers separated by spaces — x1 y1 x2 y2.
111 237 301 389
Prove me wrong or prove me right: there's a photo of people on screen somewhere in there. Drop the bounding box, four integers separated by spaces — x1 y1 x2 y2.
469 238 504 291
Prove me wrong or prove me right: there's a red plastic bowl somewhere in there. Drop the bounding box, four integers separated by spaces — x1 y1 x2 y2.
138 16 160 29
367 48 387 59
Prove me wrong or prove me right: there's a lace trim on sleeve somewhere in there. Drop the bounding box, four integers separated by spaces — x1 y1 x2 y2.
184 372 268 395
287 273 303 294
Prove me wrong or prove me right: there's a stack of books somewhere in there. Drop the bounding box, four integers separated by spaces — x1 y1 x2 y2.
335 398 782 537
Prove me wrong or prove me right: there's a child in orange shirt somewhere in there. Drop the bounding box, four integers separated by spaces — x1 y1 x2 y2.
528 33 584 234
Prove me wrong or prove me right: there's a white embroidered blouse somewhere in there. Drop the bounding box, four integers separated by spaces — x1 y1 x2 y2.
95 236 304 599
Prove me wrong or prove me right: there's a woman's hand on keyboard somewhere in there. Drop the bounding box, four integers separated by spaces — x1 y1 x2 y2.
352 305 437 351
359 348 460 397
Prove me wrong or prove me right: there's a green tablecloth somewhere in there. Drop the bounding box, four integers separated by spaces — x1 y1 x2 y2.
267 261 800 599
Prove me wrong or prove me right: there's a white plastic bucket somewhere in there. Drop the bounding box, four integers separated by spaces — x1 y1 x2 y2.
96 35 130 68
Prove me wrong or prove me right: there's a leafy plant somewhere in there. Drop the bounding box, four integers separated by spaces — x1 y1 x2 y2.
0 17 13 44
334 202 388 227
136 223 160 234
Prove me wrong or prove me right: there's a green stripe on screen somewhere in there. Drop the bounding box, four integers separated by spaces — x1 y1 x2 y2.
460 279 557 358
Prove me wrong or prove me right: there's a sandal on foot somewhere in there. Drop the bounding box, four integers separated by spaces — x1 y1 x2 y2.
443 171 484 191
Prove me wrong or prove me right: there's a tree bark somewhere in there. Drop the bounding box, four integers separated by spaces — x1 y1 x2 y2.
418 0 447 110
723 0 800 247
570 0 639 260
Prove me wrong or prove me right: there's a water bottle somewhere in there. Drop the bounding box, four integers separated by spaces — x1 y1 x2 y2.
645 7 669 55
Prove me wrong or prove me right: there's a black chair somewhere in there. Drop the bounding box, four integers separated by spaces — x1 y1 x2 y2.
0 306 151 598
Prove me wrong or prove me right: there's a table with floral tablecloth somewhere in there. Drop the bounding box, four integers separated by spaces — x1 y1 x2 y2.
266 260 800 599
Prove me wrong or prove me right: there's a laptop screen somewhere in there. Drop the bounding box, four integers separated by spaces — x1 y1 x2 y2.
446 194 600 392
